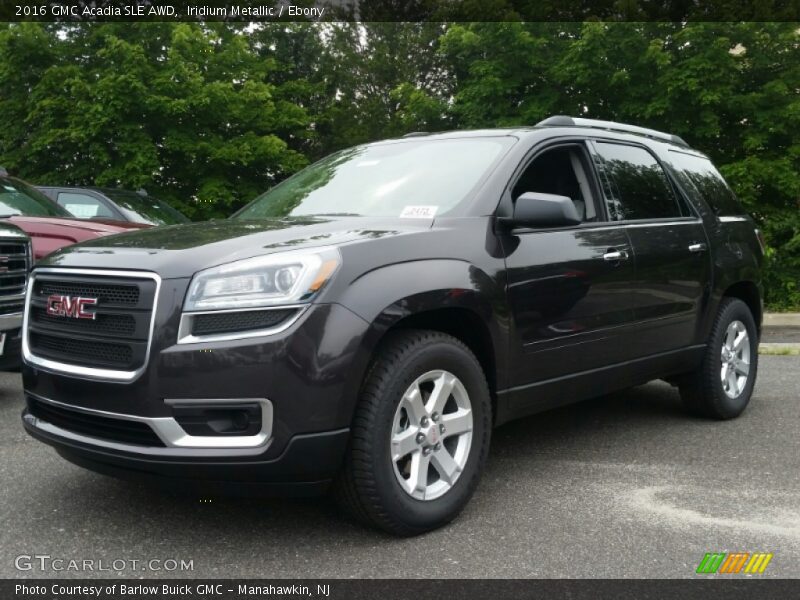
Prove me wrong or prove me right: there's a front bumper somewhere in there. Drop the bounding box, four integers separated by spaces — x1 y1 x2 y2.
22 298 373 492
0 312 23 370
23 410 350 495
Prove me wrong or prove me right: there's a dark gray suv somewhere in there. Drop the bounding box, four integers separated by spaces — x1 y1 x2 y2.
21 117 763 535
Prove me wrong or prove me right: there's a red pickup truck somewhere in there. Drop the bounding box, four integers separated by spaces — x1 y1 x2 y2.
0 171 146 369
0 172 146 259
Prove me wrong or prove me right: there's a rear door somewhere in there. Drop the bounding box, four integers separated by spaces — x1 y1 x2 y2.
589 140 711 356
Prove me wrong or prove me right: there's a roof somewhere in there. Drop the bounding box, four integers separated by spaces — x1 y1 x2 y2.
535 116 690 148
393 116 692 149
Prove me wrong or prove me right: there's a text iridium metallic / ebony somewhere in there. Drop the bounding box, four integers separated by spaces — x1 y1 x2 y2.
21 120 764 534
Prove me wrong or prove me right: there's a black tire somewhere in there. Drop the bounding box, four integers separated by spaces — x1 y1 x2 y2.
334 330 492 536
679 298 759 419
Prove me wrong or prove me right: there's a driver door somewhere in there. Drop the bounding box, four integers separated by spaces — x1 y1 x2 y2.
502 141 639 392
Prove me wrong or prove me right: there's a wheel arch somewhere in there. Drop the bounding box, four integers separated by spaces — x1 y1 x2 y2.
381 307 498 404
336 259 509 426
722 280 763 333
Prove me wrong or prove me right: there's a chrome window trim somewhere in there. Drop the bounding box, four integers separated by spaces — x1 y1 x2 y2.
176 304 308 345
22 267 161 384
718 215 748 223
24 393 273 456
621 218 704 229
512 218 704 235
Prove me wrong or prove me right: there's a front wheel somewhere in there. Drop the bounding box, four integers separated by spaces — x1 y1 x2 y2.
679 298 759 419
334 330 491 535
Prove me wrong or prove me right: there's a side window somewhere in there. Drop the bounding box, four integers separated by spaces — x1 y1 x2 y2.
512 146 598 222
57 192 115 219
593 142 688 221
667 150 746 216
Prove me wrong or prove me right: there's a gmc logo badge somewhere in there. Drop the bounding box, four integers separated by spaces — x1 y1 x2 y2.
46 295 98 320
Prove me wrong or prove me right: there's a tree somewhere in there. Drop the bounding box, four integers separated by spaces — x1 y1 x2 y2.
0 22 310 219
0 21 797 307
441 22 800 308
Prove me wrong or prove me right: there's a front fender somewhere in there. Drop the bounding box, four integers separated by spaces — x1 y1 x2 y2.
334 259 510 397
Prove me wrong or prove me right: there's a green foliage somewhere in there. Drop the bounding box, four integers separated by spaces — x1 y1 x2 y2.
0 22 309 219
0 22 797 308
440 21 800 310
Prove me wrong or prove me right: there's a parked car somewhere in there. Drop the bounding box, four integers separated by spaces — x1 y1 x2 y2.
38 186 190 226
0 222 31 369
20 117 763 535
0 171 146 260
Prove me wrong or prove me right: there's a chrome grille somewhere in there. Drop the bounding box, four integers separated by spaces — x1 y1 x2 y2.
0 238 31 315
24 269 159 381
35 280 140 305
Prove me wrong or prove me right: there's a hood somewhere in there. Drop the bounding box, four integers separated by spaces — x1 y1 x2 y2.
0 221 28 240
37 216 434 278
5 215 143 260
7 215 142 235
84 218 152 230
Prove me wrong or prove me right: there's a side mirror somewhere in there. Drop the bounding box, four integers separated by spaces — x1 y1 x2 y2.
512 192 581 228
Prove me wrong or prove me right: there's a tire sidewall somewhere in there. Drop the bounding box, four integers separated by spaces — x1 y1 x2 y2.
709 300 759 417
369 338 490 531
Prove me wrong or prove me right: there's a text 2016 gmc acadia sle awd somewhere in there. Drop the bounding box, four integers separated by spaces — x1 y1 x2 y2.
21 117 764 535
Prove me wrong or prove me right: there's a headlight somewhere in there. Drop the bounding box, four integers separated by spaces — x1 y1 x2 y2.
184 247 341 312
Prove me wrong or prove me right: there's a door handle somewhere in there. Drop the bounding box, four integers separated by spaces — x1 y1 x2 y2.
603 249 629 262
688 243 708 253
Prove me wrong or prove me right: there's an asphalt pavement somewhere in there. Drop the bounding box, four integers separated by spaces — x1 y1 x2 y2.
1 356 798 579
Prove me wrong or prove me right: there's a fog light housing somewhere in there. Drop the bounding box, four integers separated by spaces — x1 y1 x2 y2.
171 402 262 437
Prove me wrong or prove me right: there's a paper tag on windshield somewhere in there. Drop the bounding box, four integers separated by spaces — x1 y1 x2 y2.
400 205 438 219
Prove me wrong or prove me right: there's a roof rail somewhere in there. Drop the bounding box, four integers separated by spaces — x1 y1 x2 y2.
536 116 689 148
403 131 430 138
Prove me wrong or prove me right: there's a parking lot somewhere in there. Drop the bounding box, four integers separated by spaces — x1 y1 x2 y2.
1 355 798 579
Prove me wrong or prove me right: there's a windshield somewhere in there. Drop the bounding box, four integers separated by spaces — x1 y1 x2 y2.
0 177 71 217
234 137 512 220
100 189 190 226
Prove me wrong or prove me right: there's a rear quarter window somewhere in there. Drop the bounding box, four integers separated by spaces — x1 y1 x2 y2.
667 150 746 217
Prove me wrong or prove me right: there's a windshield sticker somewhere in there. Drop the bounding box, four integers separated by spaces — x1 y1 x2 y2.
400 205 438 219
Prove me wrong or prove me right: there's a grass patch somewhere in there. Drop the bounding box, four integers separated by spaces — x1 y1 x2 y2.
759 345 800 356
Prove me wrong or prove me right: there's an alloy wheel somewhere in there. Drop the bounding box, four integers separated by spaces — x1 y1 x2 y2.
390 370 473 500
720 320 750 399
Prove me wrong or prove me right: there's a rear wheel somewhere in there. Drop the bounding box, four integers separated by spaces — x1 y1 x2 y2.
334 330 491 535
679 298 759 419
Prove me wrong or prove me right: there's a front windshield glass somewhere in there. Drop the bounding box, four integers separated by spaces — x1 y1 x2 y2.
101 189 190 226
234 137 512 219
0 177 71 217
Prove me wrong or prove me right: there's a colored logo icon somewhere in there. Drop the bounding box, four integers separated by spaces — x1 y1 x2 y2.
696 552 773 574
